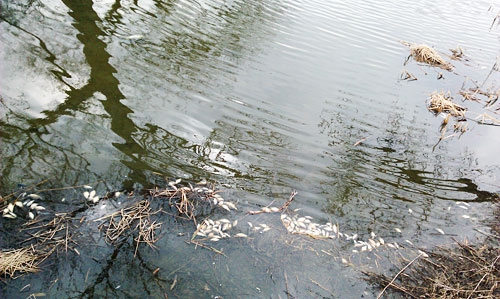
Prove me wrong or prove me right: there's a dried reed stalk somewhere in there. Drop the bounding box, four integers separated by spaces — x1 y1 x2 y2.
365 240 500 298
100 200 162 256
428 91 466 117
0 247 43 278
409 44 453 70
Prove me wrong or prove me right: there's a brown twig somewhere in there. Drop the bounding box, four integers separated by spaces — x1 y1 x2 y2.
377 253 423 299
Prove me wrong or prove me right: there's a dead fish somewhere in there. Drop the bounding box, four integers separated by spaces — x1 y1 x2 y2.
7 203 14 212
221 204 230 211
28 212 35 219
3 214 15 219
23 200 34 207
270 207 280 212
408 208 413 214
15 202 23 208
89 190 96 199
28 194 41 200
8 212 17 218
34 206 46 211
462 215 471 219
435 228 445 235
234 233 247 238
3 208 9 214
219 219 230 224
225 202 237 210
83 191 90 199
83 185 93 189
232 220 238 226
114 192 121 198
418 250 429 258
30 203 38 209
395 228 402 233
261 207 271 213
210 238 220 242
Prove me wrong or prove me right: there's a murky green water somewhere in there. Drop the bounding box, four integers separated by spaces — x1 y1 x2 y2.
1 0 500 297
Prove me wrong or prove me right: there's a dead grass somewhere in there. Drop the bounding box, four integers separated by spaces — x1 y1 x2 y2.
0 247 43 278
365 240 500 298
150 183 219 220
408 44 453 70
98 200 162 257
428 91 467 117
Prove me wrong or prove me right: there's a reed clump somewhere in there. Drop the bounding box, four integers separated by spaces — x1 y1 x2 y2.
409 44 453 70
0 247 43 278
98 200 161 256
428 90 467 117
365 240 500 298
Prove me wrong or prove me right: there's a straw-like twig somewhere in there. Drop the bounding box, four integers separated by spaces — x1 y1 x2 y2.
0 247 43 278
428 91 466 117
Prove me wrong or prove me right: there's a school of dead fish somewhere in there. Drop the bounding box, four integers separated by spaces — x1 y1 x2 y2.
2 193 45 220
1 181 478 262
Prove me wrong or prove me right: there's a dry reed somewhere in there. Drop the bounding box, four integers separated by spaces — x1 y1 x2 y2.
428 91 466 117
406 43 453 70
150 183 219 220
0 247 43 278
365 240 500 298
99 200 161 256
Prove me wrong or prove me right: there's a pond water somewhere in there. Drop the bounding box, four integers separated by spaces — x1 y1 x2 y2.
1 0 500 297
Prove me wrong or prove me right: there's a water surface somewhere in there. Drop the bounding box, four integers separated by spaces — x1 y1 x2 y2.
1 0 500 297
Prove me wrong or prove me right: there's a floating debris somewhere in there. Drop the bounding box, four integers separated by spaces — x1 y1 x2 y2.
150 181 237 219
428 91 466 117
404 43 453 70
27 194 41 200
